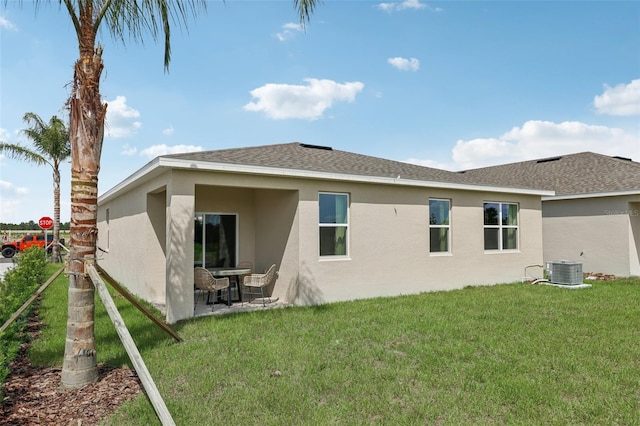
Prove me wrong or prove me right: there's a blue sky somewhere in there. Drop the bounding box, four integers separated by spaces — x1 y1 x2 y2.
1 0 639 223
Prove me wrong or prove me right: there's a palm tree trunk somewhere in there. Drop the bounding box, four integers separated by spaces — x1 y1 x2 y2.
61 7 106 388
51 166 62 263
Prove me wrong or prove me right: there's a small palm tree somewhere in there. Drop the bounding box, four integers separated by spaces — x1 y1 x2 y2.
0 113 70 263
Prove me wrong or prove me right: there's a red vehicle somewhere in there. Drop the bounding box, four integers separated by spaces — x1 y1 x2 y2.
1 234 65 258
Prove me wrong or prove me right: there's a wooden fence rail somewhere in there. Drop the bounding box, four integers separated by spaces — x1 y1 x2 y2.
0 265 65 334
86 261 176 426
96 264 181 342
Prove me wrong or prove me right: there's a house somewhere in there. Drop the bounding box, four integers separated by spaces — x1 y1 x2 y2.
97 142 553 323
462 152 640 277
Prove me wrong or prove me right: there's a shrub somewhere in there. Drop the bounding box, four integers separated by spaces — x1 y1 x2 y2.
0 247 48 397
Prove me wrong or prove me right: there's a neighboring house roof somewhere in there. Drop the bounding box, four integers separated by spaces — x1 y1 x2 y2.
99 142 553 204
461 152 640 199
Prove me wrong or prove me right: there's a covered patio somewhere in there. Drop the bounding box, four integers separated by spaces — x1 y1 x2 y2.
162 181 300 322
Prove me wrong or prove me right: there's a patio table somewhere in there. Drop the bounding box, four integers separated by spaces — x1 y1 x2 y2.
207 267 251 306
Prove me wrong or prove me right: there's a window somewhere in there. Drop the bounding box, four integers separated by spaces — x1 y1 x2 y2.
429 199 450 253
194 213 237 267
319 192 349 257
484 202 518 251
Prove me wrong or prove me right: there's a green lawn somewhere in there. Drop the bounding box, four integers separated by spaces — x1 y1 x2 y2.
31 274 640 425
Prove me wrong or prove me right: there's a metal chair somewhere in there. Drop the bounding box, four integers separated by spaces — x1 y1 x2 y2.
194 267 230 312
243 264 276 307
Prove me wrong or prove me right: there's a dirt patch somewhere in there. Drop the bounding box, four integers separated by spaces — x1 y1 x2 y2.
1 310 143 425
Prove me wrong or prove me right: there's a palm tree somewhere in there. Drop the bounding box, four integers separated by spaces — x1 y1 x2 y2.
21 0 320 389
0 113 70 263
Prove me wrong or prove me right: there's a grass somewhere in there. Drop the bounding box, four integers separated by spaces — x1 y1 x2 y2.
31 274 640 425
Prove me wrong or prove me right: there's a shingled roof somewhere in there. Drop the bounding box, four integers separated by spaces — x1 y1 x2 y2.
461 152 640 197
164 142 477 186
101 142 559 203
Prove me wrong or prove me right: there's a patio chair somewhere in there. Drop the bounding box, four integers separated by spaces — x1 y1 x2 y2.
194 267 230 312
234 261 253 302
243 264 277 307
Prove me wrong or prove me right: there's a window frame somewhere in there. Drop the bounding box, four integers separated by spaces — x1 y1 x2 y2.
318 192 350 258
483 201 519 252
429 198 451 255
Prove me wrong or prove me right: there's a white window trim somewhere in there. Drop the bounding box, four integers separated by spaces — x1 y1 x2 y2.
429 198 451 255
318 192 350 259
483 201 519 252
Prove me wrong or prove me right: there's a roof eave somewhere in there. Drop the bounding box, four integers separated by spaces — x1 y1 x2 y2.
99 157 554 204
167 158 555 195
542 189 640 201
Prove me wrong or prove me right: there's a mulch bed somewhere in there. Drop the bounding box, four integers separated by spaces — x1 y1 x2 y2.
1 309 144 425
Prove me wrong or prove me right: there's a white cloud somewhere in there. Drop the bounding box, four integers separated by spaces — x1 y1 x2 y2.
0 198 23 223
593 79 640 116
0 127 11 143
0 180 30 221
378 0 441 12
276 22 303 41
244 78 365 120
0 180 29 195
139 144 203 159
388 57 420 72
162 125 175 136
120 144 137 156
105 96 142 138
449 120 640 170
405 120 640 171
0 15 17 31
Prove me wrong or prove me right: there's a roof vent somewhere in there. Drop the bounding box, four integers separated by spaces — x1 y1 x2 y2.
536 156 562 164
300 143 333 151
612 156 632 161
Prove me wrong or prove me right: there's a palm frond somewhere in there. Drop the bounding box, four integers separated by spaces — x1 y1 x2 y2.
98 0 207 71
0 143 50 166
294 0 320 25
19 112 71 164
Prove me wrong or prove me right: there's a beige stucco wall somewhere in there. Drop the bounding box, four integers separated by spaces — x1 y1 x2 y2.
254 189 299 301
97 172 171 308
164 173 195 323
290 181 543 305
630 202 640 276
98 167 545 322
542 195 640 277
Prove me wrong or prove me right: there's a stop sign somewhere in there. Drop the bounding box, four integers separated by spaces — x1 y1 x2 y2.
39 216 54 230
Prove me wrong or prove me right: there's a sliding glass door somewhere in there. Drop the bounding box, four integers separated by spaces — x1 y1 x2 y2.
194 213 237 268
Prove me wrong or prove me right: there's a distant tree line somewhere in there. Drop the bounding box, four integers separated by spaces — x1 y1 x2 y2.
0 221 71 231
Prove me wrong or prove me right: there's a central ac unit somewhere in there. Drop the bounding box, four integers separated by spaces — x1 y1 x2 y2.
547 260 583 285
